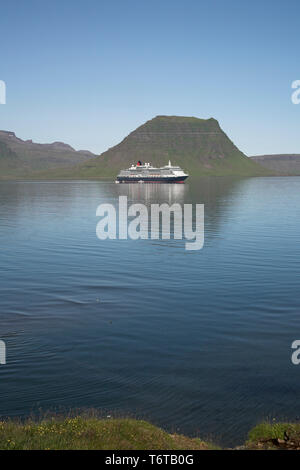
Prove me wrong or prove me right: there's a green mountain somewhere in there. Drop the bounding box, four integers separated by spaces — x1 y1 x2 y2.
0 130 97 178
0 117 271 179
251 154 300 175
37 115 269 179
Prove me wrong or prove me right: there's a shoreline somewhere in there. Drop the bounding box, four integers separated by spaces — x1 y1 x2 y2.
0 173 298 182
0 413 299 450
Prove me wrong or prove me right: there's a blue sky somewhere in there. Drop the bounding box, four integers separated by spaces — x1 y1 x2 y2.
0 0 299 155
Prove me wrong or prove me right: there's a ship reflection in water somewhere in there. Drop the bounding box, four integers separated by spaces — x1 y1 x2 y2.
117 180 187 205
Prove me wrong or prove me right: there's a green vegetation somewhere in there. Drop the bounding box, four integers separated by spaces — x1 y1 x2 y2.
251 154 300 175
49 115 270 179
0 130 96 179
1 414 300 450
0 116 272 179
247 421 300 450
0 416 212 450
248 421 295 441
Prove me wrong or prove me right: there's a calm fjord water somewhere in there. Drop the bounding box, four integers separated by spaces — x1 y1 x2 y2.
1 177 300 446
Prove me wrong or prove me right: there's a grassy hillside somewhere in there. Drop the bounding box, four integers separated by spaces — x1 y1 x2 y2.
0 130 97 179
251 154 300 175
247 421 300 450
1 414 299 450
0 416 213 450
26 116 271 180
0 141 19 174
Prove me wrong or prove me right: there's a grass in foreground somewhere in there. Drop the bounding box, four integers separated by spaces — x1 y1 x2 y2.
0 417 213 450
247 422 300 450
2 415 300 450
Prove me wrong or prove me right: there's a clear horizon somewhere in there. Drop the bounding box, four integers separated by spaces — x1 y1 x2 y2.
1 0 300 156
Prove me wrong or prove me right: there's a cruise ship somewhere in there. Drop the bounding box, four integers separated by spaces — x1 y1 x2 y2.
116 160 189 184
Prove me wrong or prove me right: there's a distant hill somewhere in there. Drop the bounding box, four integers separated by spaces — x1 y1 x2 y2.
251 154 300 175
36 116 269 179
0 130 97 178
